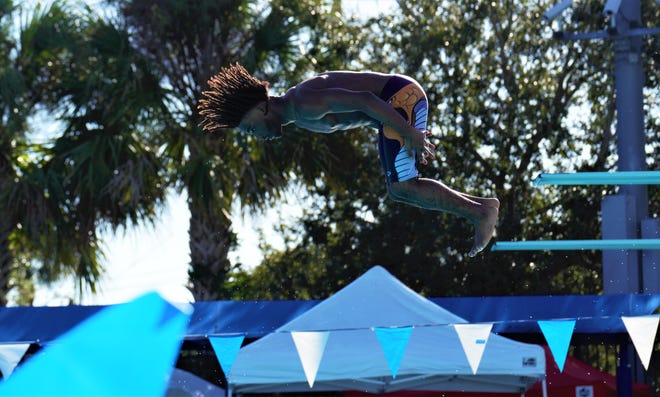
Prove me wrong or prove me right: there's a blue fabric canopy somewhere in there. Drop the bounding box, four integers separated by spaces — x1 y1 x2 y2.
0 290 658 344
431 294 660 334
229 266 546 393
0 300 318 343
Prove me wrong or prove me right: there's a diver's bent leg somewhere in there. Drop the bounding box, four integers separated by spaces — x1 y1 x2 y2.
389 178 498 257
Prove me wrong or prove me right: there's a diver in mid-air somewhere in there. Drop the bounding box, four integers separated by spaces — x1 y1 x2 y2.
198 63 499 257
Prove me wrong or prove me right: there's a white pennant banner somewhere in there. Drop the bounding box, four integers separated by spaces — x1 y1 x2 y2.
621 315 660 371
0 343 30 378
291 331 329 388
454 323 493 374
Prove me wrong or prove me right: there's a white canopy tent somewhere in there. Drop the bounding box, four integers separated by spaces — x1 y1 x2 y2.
229 266 545 395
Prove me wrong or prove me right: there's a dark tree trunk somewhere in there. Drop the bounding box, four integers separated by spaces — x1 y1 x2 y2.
0 165 13 306
187 197 233 301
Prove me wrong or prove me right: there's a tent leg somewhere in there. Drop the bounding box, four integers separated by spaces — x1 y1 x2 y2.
227 384 233 397
616 343 633 397
542 379 548 397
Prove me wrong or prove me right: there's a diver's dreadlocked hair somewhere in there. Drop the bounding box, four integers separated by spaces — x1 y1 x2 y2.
198 63 270 131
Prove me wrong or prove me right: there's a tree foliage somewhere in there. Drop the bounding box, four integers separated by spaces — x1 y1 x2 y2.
110 0 374 300
1 0 657 306
235 0 659 299
1 1 168 304
0 1 105 304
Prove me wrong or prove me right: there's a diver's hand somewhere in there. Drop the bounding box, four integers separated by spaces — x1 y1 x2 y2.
404 128 435 165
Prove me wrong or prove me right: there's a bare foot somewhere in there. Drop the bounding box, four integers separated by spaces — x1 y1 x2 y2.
468 205 499 257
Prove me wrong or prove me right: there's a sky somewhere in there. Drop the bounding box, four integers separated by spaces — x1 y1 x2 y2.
28 0 398 306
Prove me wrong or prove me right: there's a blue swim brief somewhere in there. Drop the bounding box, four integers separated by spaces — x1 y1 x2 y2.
377 75 428 185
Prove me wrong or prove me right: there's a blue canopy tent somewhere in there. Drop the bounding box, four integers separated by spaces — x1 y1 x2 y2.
229 266 546 394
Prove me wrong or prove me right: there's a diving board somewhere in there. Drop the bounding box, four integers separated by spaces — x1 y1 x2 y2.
532 171 660 186
491 239 660 251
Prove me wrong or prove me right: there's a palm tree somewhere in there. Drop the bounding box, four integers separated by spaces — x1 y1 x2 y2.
0 1 80 305
40 6 169 295
0 1 17 305
112 0 361 300
0 1 168 304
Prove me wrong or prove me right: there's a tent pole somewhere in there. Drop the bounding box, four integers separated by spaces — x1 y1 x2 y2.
227 384 233 397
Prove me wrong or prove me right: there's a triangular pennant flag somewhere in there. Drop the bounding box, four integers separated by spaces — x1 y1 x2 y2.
209 335 245 378
0 292 191 396
291 331 329 388
374 327 413 379
454 323 493 374
622 315 660 371
0 343 30 378
538 320 575 372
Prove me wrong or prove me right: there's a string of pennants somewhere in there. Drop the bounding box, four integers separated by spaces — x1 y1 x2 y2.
207 315 659 388
0 293 655 395
0 312 657 389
